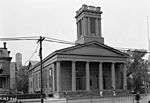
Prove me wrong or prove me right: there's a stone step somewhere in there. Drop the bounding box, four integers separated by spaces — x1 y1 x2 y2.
65 90 128 99
0 88 9 95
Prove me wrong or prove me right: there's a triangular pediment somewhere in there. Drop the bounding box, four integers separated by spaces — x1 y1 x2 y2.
56 41 128 57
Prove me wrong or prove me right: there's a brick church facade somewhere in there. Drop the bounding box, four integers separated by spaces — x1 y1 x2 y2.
28 5 129 96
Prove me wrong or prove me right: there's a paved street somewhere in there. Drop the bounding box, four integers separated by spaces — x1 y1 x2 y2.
139 94 150 103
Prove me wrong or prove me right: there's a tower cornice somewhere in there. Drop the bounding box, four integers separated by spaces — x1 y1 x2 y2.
75 4 102 18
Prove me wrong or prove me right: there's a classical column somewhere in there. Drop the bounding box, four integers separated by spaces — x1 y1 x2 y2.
96 19 99 36
99 62 103 90
123 63 127 90
52 63 55 92
56 61 61 92
86 61 90 91
72 61 76 91
111 63 115 89
87 17 90 35
83 17 88 36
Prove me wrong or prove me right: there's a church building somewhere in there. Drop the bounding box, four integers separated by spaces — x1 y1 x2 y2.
28 5 129 96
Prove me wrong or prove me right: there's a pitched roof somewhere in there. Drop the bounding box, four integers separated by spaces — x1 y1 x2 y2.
28 61 39 70
54 41 129 57
30 41 129 69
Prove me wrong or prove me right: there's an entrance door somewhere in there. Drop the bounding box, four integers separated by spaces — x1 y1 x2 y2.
76 77 81 90
76 76 86 90
0 78 2 88
0 77 5 88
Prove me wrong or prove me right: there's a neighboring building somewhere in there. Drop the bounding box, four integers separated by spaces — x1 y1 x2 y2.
0 42 12 95
9 62 16 91
28 5 129 96
10 53 29 93
16 53 22 70
10 53 22 91
28 61 39 93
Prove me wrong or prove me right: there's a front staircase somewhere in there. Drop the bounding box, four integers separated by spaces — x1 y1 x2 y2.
0 88 10 96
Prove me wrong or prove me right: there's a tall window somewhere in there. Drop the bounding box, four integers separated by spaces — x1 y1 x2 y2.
49 68 52 91
90 18 96 34
36 73 38 89
103 63 111 89
0 78 2 88
39 73 41 88
79 20 82 36
44 69 48 88
115 64 123 89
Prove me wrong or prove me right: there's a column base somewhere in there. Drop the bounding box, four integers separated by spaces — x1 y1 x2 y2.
53 93 61 98
53 92 66 98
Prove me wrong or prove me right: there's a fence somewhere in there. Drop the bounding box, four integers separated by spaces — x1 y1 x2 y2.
66 95 135 103
1 92 150 103
6 94 135 103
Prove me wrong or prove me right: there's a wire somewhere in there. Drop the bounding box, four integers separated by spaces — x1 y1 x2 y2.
0 36 40 41
0 36 40 39
44 39 75 45
0 36 75 45
114 47 150 53
44 37 75 45
24 43 40 66
0 36 149 53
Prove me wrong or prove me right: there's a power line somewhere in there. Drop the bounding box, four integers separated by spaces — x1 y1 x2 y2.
45 37 75 45
0 36 75 45
114 47 150 53
0 36 150 54
24 43 40 66
0 36 40 39
44 38 75 45
0 36 75 66
0 36 40 41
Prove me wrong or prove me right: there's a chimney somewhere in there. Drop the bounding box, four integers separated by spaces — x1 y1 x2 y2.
3 42 6 48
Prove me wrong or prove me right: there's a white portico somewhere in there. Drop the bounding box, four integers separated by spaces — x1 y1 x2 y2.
50 41 128 92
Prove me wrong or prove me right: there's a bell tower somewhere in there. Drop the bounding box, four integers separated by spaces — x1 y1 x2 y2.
75 5 104 44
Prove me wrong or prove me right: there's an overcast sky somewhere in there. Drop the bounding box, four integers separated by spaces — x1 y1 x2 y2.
0 0 150 64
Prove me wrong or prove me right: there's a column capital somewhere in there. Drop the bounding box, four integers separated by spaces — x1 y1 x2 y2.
51 63 55 66
99 62 103 64
123 62 128 65
56 60 61 63
86 61 90 63
72 61 76 63
111 62 115 64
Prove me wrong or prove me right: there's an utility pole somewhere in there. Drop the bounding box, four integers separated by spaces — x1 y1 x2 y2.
38 36 45 103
